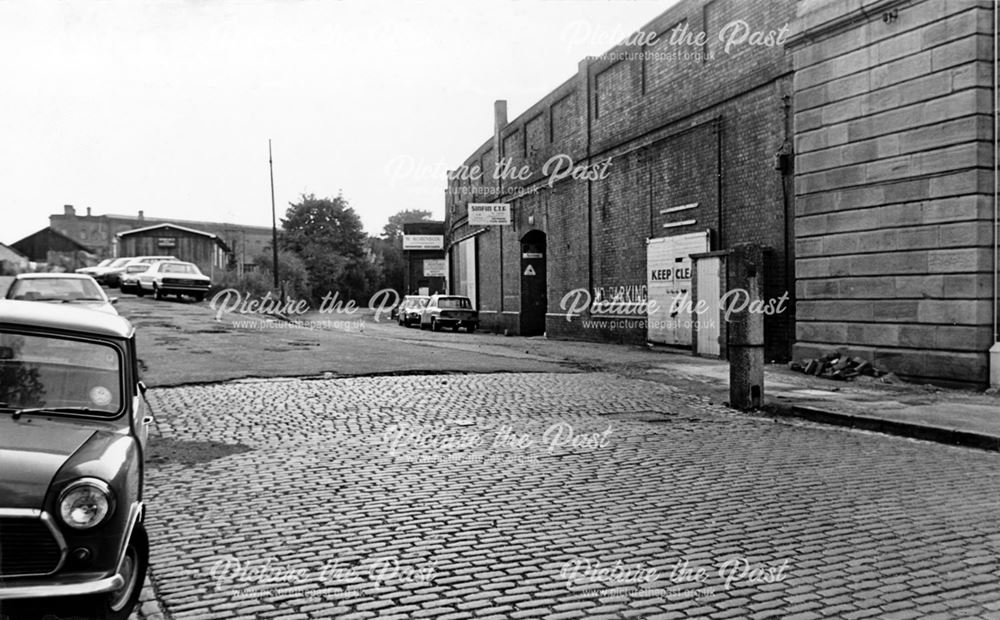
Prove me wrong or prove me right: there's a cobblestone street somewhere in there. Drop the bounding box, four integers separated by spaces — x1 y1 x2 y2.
143 372 1000 619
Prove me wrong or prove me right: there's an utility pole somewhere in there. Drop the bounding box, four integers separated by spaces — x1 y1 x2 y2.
269 139 280 293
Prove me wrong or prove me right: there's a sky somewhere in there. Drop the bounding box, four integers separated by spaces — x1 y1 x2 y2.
0 0 673 244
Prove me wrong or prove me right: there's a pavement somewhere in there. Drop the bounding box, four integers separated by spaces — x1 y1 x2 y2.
634 351 1000 453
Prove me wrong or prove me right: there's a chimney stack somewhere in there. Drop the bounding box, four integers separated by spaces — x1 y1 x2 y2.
64 204 75 217
138 210 145 221
494 100 508 135
493 100 508 178
86 207 92 217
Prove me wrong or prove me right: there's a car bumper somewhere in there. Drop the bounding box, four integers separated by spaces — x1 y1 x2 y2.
0 573 125 600
159 284 210 293
438 319 478 327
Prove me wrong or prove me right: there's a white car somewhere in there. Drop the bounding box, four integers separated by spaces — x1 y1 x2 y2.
4 273 119 315
74 258 114 276
91 257 134 284
103 256 178 288
136 261 211 301
119 263 154 295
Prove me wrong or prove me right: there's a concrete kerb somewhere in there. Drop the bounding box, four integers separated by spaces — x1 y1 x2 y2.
762 401 1000 452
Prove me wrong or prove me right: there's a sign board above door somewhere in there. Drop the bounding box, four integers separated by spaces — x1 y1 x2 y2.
468 203 511 225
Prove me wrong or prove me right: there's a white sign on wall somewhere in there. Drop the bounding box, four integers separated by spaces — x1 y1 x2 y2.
646 231 710 346
468 203 511 225
402 234 444 250
423 259 447 277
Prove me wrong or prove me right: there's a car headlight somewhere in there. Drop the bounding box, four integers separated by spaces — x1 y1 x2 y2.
59 478 114 529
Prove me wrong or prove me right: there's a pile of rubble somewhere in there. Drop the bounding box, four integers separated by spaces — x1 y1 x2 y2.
789 353 891 382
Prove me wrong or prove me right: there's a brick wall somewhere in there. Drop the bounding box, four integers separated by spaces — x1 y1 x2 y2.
447 0 797 358
787 0 995 387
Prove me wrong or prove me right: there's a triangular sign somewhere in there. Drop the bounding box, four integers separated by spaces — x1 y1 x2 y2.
523 264 536 276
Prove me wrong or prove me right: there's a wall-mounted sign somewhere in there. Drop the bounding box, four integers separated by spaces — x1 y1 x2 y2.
423 259 447 277
157 237 177 248
468 203 511 225
402 234 444 250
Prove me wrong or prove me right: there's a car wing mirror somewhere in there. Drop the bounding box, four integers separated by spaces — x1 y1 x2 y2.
110 297 119 304
138 381 148 395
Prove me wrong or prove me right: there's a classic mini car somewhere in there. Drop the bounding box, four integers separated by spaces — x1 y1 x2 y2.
396 295 430 327
74 258 114 277
5 273 119 316
101 256 178 287
136 261 211 301
420 294 479 332
0 300 151 620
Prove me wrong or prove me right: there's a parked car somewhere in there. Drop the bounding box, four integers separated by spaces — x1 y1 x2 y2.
102 256 178 288
74 258 114 277
420 294 479 332
5 273 118 315
0 300 151 620
92 258 134 285
136 261 210 301
118 264 153 295
397 295 430 327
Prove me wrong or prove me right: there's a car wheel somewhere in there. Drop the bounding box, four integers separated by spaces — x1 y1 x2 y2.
431 318 441 332
153 285 163 300
63 523 148 620
467 325 476 333
194 293 205 302
136 287 145 297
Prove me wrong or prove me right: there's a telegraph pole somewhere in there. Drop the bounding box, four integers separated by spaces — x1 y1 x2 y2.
269 139 280 292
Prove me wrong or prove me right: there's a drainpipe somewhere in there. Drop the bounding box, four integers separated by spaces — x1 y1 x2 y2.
991 4 999 387
495 100 507 316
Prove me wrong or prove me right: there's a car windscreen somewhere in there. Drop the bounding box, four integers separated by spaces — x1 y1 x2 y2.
161 263 200 274
437 298 471 309
0 331 123 415
8 278 105 301
110 258 132 267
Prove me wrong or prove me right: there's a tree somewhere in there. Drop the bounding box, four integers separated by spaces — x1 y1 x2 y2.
254 250 310 301
281 193 374 302
368 236 405 293
381 209 433 241
283 193 367 257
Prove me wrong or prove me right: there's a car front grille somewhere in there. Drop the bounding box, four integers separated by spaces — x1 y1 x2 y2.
162 278 207 287
0 514 65 577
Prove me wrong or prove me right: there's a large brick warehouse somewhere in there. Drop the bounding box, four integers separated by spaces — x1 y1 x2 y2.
444 0 996 387
445 0 799 363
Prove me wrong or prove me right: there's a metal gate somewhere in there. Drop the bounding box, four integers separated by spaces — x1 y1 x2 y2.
695 255 722 357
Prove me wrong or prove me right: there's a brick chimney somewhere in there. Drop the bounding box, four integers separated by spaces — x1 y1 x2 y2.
493 100 507 183
86 207 91 217
138 210 145 221
64 204 75 217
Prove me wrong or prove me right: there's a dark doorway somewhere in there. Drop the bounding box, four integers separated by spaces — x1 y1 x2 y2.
520 230 547 336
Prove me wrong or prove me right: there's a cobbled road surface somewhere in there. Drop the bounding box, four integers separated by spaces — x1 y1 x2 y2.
142 371 1000 620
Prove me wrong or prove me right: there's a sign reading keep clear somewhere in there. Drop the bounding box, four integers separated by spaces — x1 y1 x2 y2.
468 203 511 225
